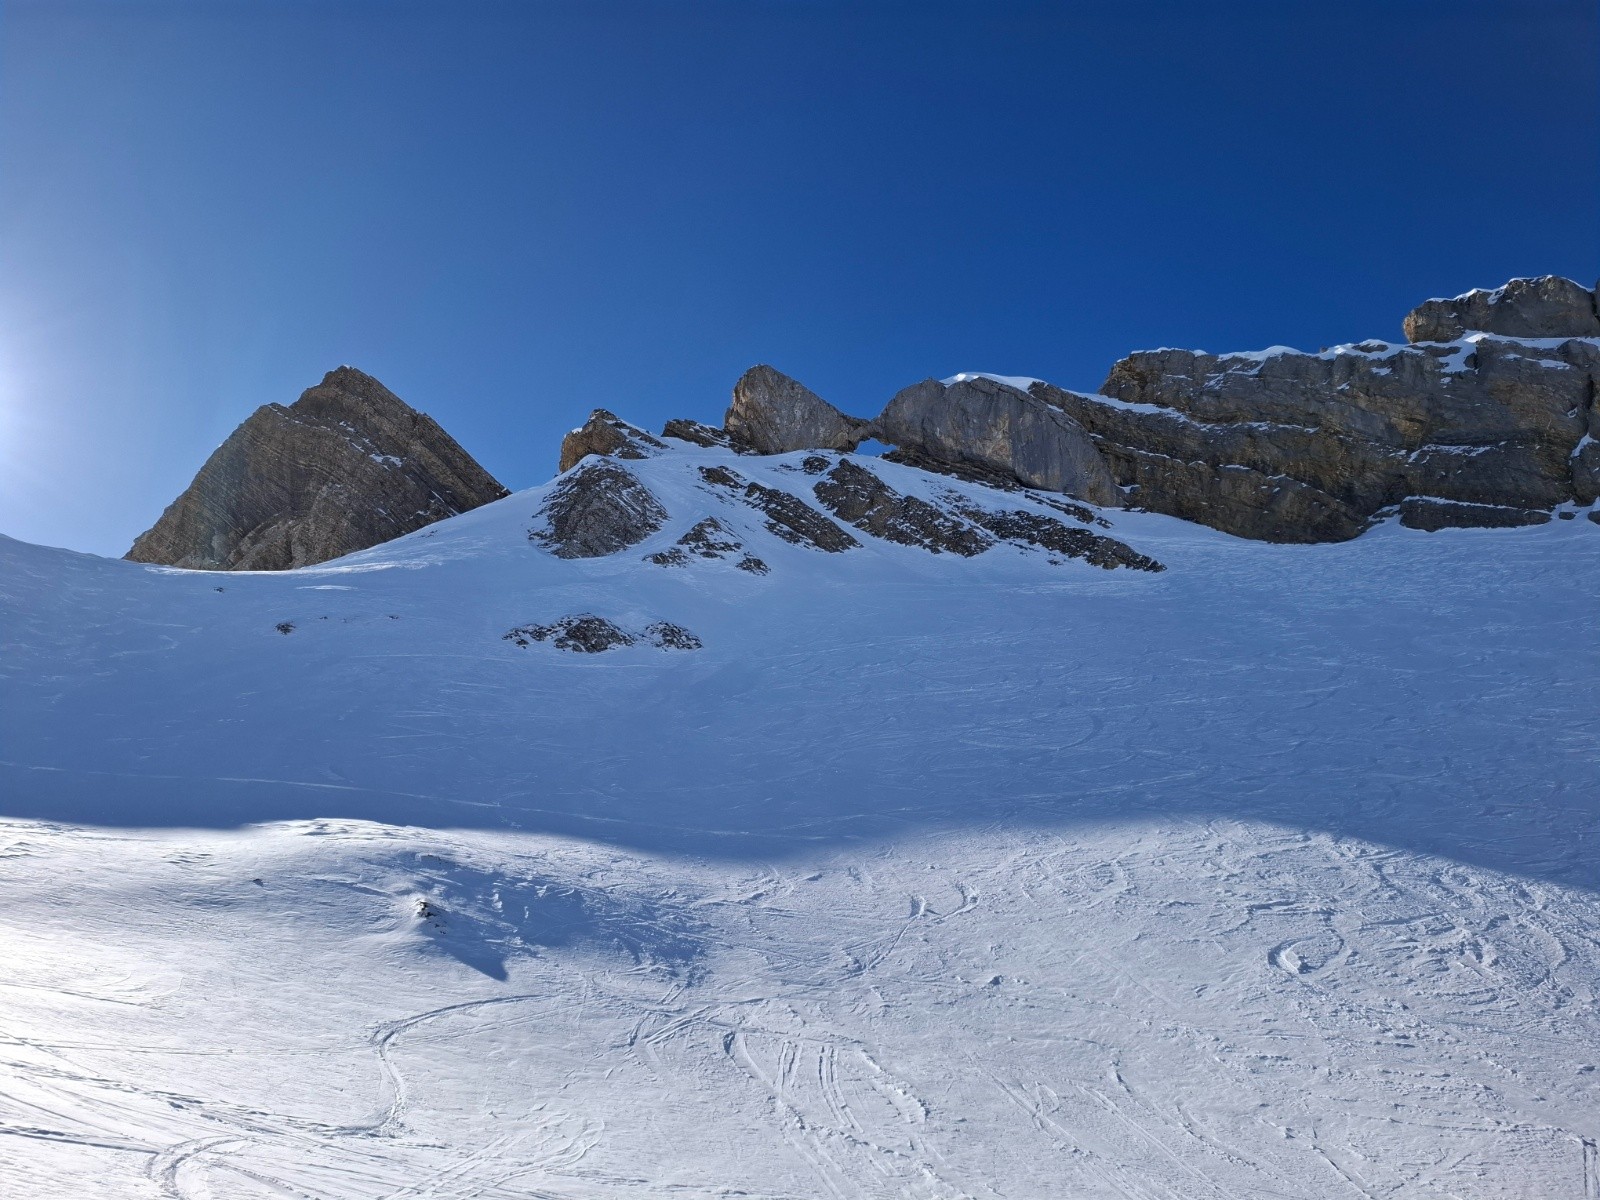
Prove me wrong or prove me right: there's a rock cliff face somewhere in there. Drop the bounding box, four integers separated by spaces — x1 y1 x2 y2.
532 460 668 559
1051 327 1598 541
875 375 1123 507
127 367 508 570
724 365 871 455
1403 276 1600 344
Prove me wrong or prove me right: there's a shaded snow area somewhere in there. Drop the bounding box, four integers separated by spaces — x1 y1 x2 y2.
2 444 1599 1198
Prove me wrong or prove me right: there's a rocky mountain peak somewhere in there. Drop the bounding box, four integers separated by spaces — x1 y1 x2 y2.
126 367 508 571
289 365 419 426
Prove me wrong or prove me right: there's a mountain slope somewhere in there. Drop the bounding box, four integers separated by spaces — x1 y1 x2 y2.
2 441 1599 1198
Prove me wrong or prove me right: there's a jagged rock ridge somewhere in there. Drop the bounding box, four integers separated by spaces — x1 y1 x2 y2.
127 367 508 570
642 275 1597 543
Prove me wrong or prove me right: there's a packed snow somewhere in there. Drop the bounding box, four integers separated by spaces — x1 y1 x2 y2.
2 443 1598 1199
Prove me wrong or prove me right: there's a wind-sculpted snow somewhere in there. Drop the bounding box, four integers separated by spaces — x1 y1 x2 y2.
1 440 1598 1198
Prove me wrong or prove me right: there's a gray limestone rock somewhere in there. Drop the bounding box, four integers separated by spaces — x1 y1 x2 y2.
502 614 701 652
724 365 872 455
1049 331 1600 541
873 376 1122 507
1574 404 1600 506
126 367 508 570
532 460 668 559
558 410 666 473
644 621 703 650
504 615 635 653
1403 276 1600 343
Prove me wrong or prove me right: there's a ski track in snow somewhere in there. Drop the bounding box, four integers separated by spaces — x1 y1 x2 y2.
1 446 1598 1197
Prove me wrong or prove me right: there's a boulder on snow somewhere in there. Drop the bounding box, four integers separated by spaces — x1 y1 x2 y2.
1403 276 1600 343
873 376 1122 507
126 366 508 571
724 365 872 455
532 460 668 559
558 409 667 473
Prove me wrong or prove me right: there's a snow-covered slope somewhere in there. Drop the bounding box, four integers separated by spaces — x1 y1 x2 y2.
2 443 1599 1198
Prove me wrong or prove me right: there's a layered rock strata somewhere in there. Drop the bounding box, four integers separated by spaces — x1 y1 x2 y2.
127 367 507 570
676 275 1598 542
1049 330 1598 542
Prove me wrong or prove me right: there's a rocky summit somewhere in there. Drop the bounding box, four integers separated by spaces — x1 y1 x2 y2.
126 367 508 570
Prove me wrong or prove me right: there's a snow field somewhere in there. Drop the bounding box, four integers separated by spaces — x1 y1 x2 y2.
2 444 1598 1197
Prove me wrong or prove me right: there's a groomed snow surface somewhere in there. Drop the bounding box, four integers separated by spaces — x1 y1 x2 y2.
3 445 1599 1199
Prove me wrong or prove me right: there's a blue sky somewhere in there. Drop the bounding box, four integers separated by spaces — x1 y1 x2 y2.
2 0 1595 556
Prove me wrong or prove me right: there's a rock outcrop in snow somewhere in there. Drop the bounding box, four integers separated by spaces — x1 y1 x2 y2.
558 409 667 473
646 517 770 574
503 615 701 653
126 367 508 570
532 460 669 559
696 463 861 553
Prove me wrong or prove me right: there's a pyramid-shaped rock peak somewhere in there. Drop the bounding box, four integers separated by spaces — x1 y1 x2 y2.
126 367 508 571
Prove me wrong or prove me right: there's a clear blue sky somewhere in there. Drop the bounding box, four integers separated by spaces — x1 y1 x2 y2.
2 0 1595 556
